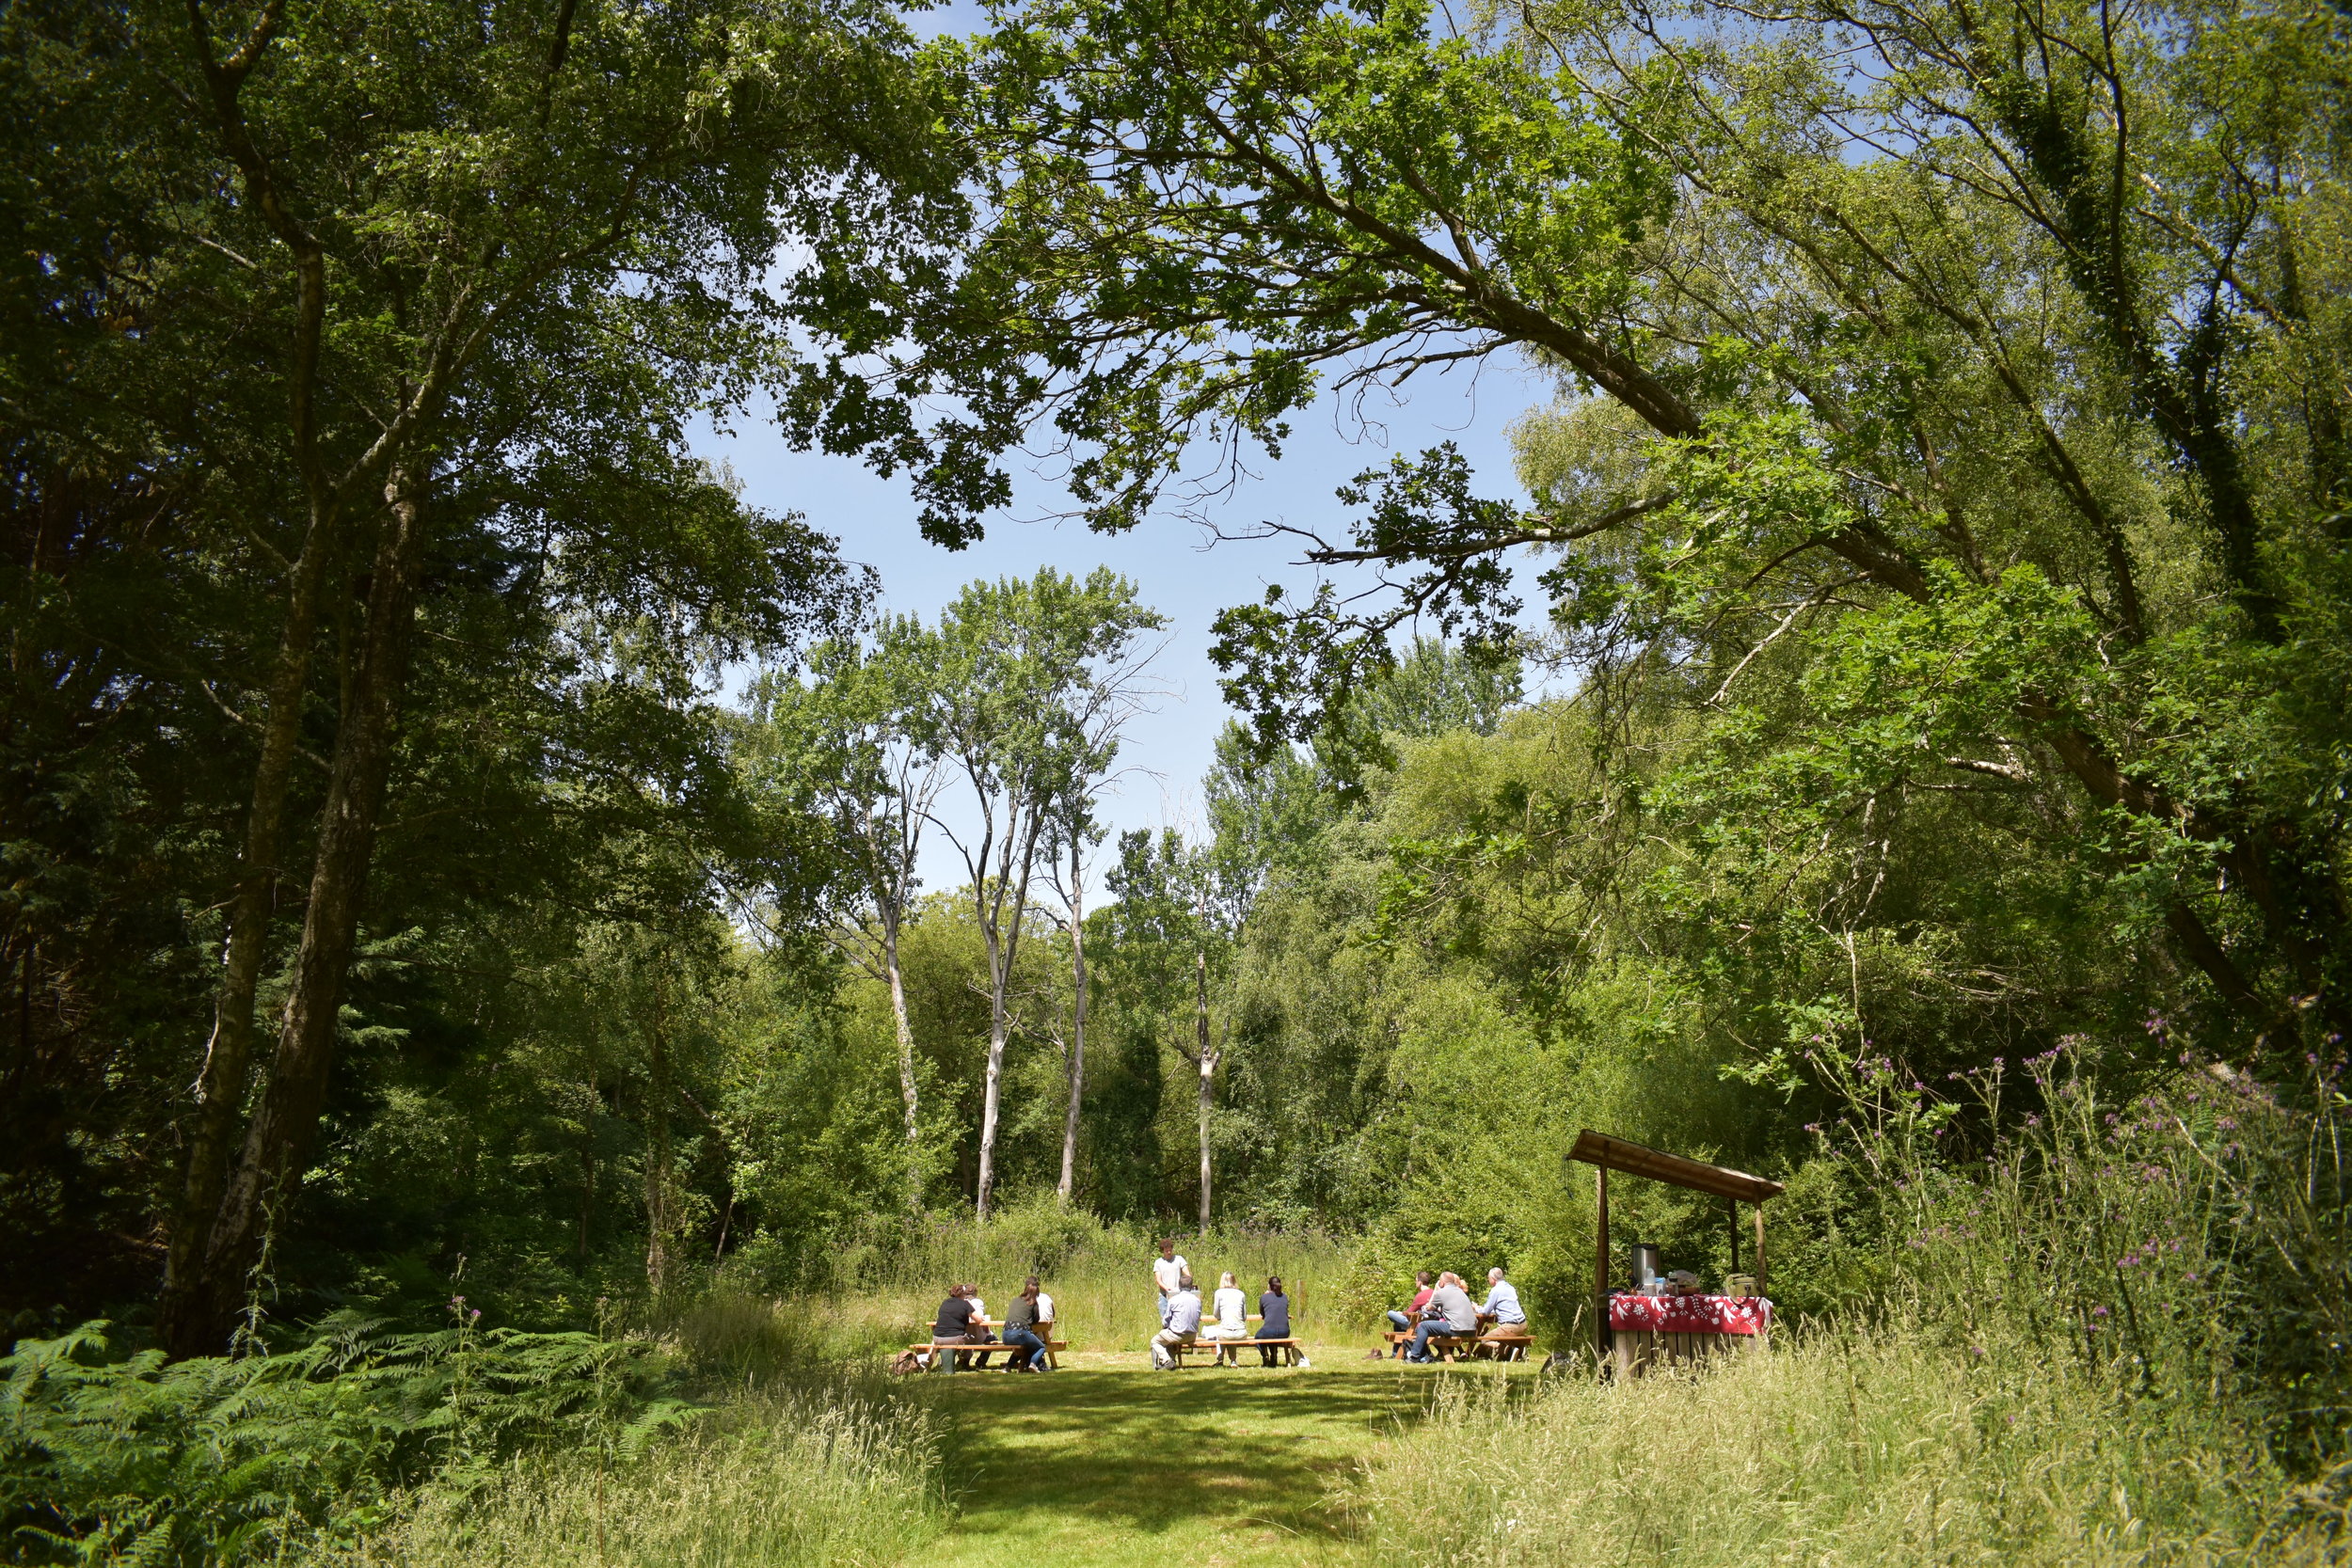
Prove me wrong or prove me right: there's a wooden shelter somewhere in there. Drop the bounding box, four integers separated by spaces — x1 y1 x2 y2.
1567 1130 1785 1360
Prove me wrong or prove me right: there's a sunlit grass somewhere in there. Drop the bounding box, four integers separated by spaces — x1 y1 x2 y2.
1351 1327 2328 1567
344 1381 945 1568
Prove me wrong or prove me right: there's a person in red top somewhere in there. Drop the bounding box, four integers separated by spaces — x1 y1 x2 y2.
1382 1271 1435 1358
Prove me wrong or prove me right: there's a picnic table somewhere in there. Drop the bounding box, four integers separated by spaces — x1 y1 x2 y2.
1607 1292 1769 1378
1383 1321 1536 1363
1158 1314 1305 1367
907 1317 1066 1370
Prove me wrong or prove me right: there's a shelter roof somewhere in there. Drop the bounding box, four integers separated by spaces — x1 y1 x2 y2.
1568 1129 1785 1204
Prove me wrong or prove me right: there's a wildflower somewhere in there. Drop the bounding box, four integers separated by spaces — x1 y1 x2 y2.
2091 1306 2109 1318
2217 1117 2235 1130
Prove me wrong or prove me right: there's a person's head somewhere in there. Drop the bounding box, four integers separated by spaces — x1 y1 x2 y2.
1266 1275 1285 1297
1438 1272 1460 1288
1024 1275 1041 1299
1159 1238 1177 1258
1489 1267 1506 1285
1416 1270 1433 1287
1177 1269 1195 1291
1220 1271 1237 1289
946 1284 965 1299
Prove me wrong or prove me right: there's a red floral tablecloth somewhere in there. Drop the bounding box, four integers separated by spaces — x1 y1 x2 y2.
1609 1293 1772 1335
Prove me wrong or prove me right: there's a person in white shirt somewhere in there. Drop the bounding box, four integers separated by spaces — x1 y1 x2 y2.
1152 1238 1190 1325
1205 1272 1248 1339
1036 1287 1055 1324
1152 1272 1201 1369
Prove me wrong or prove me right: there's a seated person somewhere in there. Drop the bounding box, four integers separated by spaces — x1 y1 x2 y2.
1479 1267 1527 1333
1152 1271 1202 1369
963 1283 999 1369
1385 1271 1434 1357
1406 1272 1481 1362
1256 1275 1293 1367
1001 1276 1052 1371
930 1285 977 1373
1204 1272 1249 1341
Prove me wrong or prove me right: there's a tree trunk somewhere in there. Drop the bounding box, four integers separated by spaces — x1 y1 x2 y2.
974 817 1042 1223
884 920 923 1212
160 464 430 1356
976 936 1008 1222
578 1066 596 1263
1195 942 1214 1235
160 523 334 1345
644 962 673 1295
1057 847 1088 1204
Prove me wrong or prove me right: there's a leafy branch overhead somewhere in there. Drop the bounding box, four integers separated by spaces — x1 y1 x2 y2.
803 0 2350 1048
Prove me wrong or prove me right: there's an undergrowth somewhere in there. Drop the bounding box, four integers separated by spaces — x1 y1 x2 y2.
0 1309 693 1565
1354 1038 2352 1564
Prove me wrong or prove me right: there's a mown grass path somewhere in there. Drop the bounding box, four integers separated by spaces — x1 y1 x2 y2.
922 1350 1533 1566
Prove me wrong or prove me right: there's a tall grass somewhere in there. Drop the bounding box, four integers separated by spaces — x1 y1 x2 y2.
344 1376 943 1568
1352 1327 2320 1566
1354 1039 2352 1564
723 1195 1375 1357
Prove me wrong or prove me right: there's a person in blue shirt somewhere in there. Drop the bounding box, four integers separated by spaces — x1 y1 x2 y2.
1480 1267 1527 1329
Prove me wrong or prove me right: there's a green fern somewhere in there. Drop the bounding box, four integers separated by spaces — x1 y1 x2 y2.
0 1316 704 1566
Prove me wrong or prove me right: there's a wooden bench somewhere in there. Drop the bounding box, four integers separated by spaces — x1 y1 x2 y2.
1158 1335 1303 1367
908 1319 1065 1370
1384 1329 1535 1363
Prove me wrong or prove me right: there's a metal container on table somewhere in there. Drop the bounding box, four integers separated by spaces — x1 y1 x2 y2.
1628 1242 1661 1291
1724 1273 1758 1298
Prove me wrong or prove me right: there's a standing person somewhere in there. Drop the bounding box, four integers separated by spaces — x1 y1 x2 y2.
1256 1275 1295 1367
1152 1270 1201 1369
1406 1272 1481 1362
1002 1276 1052 1371
930 1285 977 1373
1153 1237 1190 1325
1383 1271 1435 1358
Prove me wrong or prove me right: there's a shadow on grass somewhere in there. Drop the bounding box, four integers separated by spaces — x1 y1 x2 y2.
923 1364 1509 1550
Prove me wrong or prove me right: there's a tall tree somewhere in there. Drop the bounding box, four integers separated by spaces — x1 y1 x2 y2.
819 0 2352 1062
5 0 960 1354
741 619 946 1210
919 569 1163 1220
1040 624 1162 1202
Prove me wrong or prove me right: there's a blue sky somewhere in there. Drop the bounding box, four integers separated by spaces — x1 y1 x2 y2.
694 356 1559 889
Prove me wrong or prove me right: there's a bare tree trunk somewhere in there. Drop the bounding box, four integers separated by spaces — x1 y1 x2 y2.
161 5 340 1349
644 962 673 1295
578 1066 596 1263
161 523 334 1349
977 962 1008 1222
162 465 429 1355
884 920 922 1212
1195 942 1215 1236
1057 842 1088 1203
975 817 1043 1223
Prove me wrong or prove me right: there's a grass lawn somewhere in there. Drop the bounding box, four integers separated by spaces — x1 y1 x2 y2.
919 1347 1540 1567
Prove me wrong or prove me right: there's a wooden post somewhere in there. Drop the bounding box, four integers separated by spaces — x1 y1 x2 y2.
1727 1196 1740 1278
1754 1202 1768 1299
1594 1161 1611 1361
